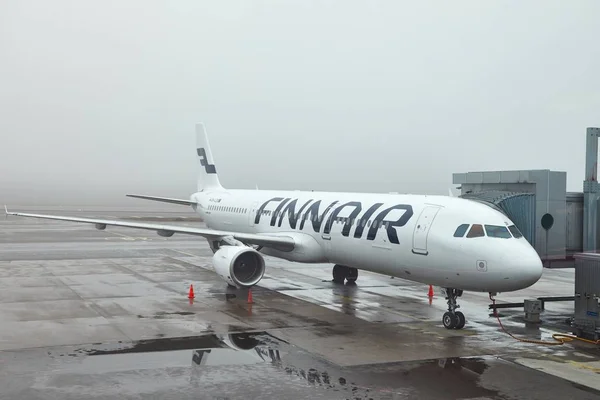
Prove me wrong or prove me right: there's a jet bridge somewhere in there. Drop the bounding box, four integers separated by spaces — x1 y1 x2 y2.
452 127 600 339
453 169 567 265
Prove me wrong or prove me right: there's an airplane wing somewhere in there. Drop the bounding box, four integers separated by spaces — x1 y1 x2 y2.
126 194 196 206
4 207 295 252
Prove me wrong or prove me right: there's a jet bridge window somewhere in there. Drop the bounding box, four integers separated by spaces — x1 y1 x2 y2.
466 224 485 238
507 225 523 238
484 225 511 238
453 224 470 237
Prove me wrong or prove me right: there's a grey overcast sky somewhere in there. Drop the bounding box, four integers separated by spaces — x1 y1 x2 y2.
1 1 599 206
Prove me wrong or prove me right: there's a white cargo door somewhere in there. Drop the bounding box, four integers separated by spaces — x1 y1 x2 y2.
412 206 441 255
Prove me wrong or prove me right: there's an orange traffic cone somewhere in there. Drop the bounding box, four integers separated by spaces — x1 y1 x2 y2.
428 285 434 298
247 288 253 304
188 284 195 300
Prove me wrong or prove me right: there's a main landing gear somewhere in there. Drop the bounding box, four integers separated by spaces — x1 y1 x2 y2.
332 264 358 284
442 288 466 330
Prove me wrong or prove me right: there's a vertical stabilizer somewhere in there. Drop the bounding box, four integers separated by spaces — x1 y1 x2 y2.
196 123 223 191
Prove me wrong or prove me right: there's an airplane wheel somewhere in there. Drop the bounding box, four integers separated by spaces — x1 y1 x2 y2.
455 311 466 329
442 312 458 329
332 264 347 283
346 267 358 283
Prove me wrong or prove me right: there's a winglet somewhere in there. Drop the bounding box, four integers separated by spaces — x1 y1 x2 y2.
4 205 7 214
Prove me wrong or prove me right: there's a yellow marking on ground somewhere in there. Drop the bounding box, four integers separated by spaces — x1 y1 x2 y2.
537 353 600 373
568 360 600 373
108 231 137 241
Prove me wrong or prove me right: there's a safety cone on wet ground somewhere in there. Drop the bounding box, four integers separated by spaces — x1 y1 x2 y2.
428 285 434 298
247 288 253 304
188 284 195 300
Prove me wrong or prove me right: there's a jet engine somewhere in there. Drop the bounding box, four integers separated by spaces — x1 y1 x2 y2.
212 245 266 288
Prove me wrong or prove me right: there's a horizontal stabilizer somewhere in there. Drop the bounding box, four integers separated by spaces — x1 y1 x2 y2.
126 194 196 206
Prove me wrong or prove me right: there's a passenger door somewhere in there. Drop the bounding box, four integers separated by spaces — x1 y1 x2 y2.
249 202 258 227
412 205 442 255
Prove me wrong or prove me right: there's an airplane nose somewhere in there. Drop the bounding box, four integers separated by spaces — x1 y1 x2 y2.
516 248 543 288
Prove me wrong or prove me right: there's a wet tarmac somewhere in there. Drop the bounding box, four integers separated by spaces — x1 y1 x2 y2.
1 206 599 399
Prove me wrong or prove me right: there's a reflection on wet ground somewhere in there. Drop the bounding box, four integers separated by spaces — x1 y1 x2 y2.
1 331 593 400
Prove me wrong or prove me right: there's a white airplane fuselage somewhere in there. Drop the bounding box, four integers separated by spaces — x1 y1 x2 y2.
5 123 545 330
191 188 543 293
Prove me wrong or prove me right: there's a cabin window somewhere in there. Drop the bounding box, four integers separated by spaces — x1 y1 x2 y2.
453 224 469 237
485 225 511 238
508 225 523 238
466 224 485 238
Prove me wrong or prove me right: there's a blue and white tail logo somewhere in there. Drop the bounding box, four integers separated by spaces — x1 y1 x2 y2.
195 123 223 190
197 148 217 174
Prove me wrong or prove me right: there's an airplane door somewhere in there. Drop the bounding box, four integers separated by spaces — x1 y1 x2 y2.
249 202 258 227
412 205 441 255
321 233 333 260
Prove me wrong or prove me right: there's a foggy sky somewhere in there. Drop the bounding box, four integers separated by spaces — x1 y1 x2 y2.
1 1 599 206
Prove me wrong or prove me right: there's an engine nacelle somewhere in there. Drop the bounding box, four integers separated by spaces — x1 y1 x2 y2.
212 246 266 288
258 232 327 263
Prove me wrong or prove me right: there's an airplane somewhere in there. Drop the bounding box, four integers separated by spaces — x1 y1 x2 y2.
5 123 544 330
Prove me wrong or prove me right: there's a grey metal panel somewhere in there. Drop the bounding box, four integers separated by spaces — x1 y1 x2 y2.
549 172 568 201
573 253 600 339
541 199 567 260
482 171 501 183
566 198 583 252
519 170 531 183
583 128 600 252
466 173 484 184
567 192 584 202
499 170 521 183
452 173 467 184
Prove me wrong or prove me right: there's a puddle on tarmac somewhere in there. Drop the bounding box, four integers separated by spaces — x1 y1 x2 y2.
38 332 598 399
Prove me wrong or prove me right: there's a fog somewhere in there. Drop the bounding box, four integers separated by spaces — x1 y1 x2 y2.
1 1 599 206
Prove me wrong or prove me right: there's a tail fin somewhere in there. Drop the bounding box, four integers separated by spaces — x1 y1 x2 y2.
195 123 223 191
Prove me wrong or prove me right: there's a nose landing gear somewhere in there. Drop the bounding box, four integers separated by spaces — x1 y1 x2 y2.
442 288 465 329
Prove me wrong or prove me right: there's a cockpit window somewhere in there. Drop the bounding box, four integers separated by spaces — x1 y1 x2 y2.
508 225 523 238
466 224 485 238
484 225 511 238
453 224 470 237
